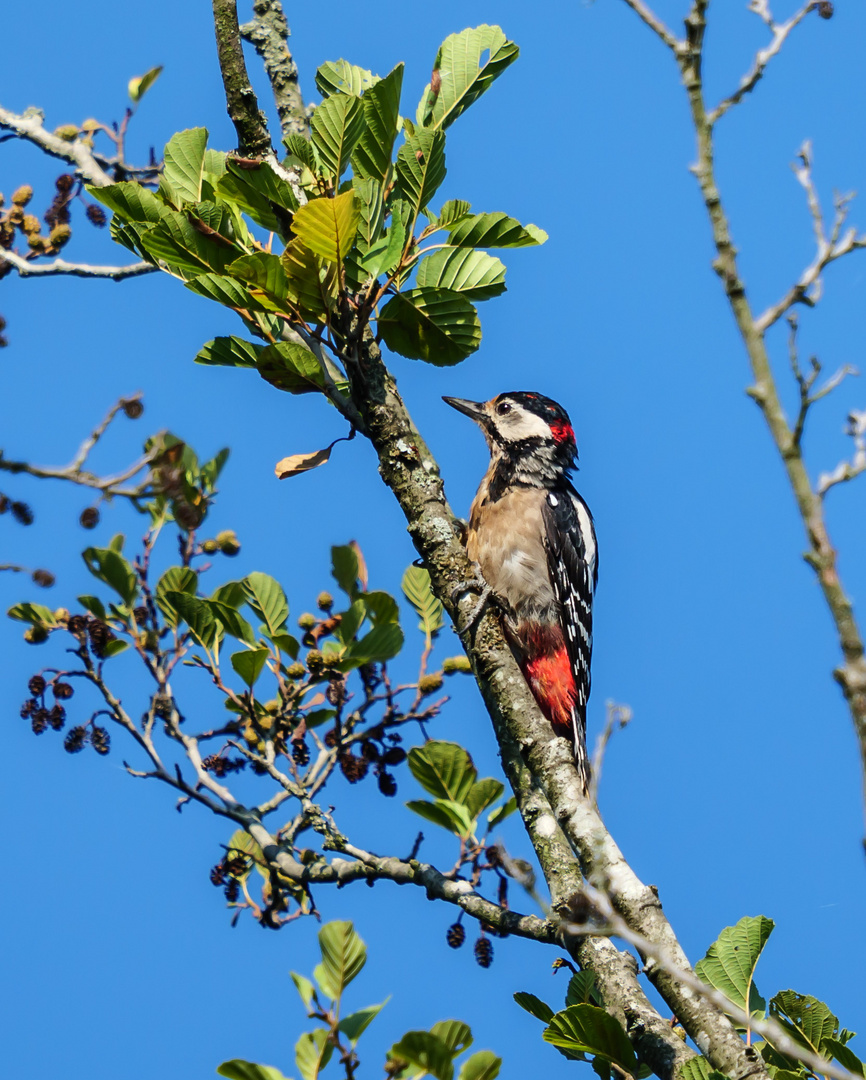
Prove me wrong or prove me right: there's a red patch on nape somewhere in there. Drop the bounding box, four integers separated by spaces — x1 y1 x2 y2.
549 419 575 445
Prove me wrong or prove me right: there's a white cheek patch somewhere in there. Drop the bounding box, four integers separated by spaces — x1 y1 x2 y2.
504 411 553 440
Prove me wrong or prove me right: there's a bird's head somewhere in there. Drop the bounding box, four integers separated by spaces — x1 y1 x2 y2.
443 391 578 477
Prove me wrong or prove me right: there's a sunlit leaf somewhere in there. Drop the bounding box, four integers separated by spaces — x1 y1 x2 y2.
408 740 477 802
417 26 519 131
128 64 163 103
379 287 481 366
416 247 506 301
162 127 208 203
543 1005 637 1074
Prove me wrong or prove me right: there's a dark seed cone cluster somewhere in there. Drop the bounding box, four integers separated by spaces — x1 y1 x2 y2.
474 936 493 968
446 922 466 949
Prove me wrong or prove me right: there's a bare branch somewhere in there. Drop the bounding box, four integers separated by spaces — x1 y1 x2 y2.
709 2 818 124
240 0 310 141
211 0 272 157
0 394 152 498
818 409 866 496
0 247 156 281
618 0 683 53
589 701 633 808
0 105 114 187
756 145 866 333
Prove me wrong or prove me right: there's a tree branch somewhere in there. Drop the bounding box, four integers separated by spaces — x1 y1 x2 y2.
619 0 683 52
211 0 272 157
0 394 152 498
756 144 866 333
0 247 156 281
0 105 114 187
566 885 861 1080
708 2 818 124
635 1 866 821
240 0 310 141
339 324 768 1080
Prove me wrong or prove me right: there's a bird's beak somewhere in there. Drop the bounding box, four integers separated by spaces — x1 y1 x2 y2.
442 396 487 424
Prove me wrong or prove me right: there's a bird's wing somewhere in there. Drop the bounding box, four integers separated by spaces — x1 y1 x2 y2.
542 487 598 773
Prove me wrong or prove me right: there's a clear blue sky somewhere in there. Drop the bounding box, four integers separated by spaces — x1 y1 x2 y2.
2 2 865 1077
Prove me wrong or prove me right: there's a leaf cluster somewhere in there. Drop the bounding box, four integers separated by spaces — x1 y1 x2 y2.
88 24 546 414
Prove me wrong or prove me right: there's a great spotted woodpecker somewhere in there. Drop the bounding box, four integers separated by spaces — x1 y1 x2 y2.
443 391 598 791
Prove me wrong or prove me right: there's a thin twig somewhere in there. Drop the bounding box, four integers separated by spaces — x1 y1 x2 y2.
709 2 818 124
818 410 866 496
756 144 866 332
619 0 682 52
0 248 156 280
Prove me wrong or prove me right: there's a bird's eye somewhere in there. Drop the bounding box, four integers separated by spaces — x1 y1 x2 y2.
496 401 512 415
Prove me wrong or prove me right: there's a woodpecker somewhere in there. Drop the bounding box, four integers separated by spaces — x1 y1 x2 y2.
443 391 598 791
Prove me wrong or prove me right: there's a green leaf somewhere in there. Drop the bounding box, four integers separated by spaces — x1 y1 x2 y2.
436 200 471 228
291 191 360 264
163 127 208 203
187 275 268 314
128 64 163 103
281 240 338 322
139 210 235 279
201 447 230 491
295 1030 333 1080
166 591 218 649
359 219 406 280
194 335 263 368
379 287 480 366
408 741 477 802
311 94 365 183
417 26 519 131
77 595 107 621
338 1000 389 1045
284 134 317 171
447 212 547 248
406 799 469 836
7 601 58 627
679 1060 730 1080
458 1051 501 1080
695 915 774 1018
226 252 289 302
566 972 600 1007
543 1005 637 1074
335 598 366 645
389 1032 453 1080
353 64 404 185
343 622 403 665
331 545 360 596
316 59 379 97
464 778 504 819
101 638 130 659
231 647 270 686
431 1020 472 1058
395 129 446 226
401 564 443 637
82 547 137 605
316 921 366 999
362 591 400 625
215 161 296 237
217 1060 292 1080
513 992 555 1024
210 601 256 644
156 567 198 626
290 971 317 1011
87 181 168 224
487 796 517 827
242 572 289 636
824 1039 865 1077
770 991 840 1054
416 248 506 301
256 342 325 394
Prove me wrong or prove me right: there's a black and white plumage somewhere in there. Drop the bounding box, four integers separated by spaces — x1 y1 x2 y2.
444 391 598 790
